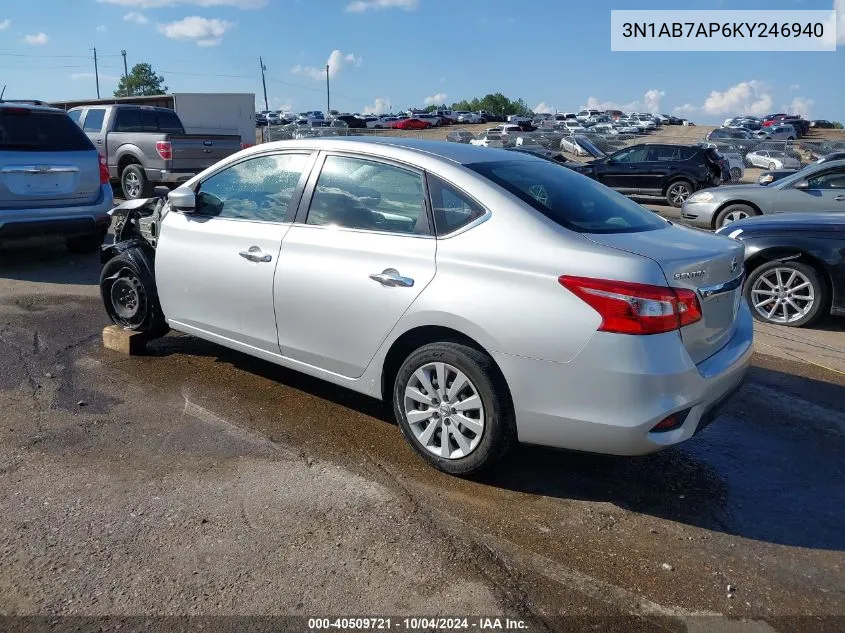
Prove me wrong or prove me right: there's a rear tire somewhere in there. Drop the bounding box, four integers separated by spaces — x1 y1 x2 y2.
121 164 152 200
665 180 693 207
768 161 777 170
730 167 742 182
392 342 516 476
714 204 758 229
100 248 169 338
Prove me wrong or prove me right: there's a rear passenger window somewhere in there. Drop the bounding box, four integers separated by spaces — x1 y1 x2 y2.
306 156 428 235
68 110 82 126
83 108 106 132
195 153 310 221
427 174 486 236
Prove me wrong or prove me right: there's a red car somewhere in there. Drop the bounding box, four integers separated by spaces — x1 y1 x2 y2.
392 118 431 130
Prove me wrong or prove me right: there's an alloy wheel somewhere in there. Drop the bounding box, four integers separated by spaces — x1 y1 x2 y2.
668 183 691 204
750 267 815 324
124 172 141 198
720 210 749 226
403 362 485 459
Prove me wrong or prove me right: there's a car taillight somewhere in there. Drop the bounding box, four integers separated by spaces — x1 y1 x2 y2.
558 276 703 335
99 154 109 184
155 140 173 160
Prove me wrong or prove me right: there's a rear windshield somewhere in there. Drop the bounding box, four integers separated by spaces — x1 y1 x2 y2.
114 108 185 134
467 159 667 234
0 108 94 152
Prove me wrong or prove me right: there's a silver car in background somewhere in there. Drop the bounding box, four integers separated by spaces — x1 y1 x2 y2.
99 138 751 475
682 159 845 229
745 150 801 171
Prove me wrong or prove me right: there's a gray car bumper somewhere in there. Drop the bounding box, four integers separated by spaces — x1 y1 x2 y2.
680 200 721 228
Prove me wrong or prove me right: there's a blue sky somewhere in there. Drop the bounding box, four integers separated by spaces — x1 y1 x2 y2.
1 0 843 122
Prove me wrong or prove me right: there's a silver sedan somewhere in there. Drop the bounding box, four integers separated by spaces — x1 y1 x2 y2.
99 138 751 474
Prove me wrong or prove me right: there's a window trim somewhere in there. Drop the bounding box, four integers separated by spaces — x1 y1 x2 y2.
187 150 317 224
293 150 435 239
424 171 491 238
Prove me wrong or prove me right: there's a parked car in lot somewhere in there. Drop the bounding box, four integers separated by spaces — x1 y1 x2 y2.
755 125 797 141
366 117 398 129
717 213 845 327
757 151 845 184
68 104 241 200
0 102 113 252
682 159 845 229
100 138 751 474
457 112 484 124
333 115 367 129
699 143 744 182
469 132 504 148
446 130 476 144
810 120 835 129
392 118 431 130
570 143 729 207
745 150 801 170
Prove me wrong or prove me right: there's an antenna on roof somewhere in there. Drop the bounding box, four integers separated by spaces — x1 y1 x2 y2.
0 85 6 100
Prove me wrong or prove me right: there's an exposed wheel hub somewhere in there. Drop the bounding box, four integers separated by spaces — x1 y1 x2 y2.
110 274 146 321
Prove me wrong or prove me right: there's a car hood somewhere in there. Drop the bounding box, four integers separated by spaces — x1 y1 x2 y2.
718 212 845 234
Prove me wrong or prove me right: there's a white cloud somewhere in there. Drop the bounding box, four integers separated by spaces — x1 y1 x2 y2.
533 102 554 114
345 0 418 13
423 92 448 106
788 83 800 92
820 0 844 47
580 88 665 114
0 19 10 30
99 0 264 7
71 72 120 83
158 16 233 46
363 97 391 115
701 80 772 116
124 11 149 24
96 24 108 32
786 97 814 119
673 103 697 115
23 32 49 45
292 49 361 80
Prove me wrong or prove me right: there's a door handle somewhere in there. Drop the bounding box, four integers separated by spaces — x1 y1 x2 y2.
239 246 272 263
96 139 103 145
369 268 414 287
835 195 845 202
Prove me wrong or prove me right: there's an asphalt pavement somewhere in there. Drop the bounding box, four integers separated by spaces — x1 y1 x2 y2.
1 230 843 632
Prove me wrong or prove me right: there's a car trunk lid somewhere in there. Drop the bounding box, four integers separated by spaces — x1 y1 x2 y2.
584 225 745 364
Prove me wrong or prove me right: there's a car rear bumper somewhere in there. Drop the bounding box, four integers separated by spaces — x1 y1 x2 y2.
493 303 753 456
680 199 721 228
0 184 113 244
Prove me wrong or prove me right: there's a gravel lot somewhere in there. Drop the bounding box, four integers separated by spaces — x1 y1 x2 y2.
1 161 844 632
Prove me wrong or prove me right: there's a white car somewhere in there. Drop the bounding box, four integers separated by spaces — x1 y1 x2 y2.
613 123 641 134
560 136 589 156
457 112 483 124
489 124 523 136
632 117 657 130
469 132 504 148
562 120 587 133
745 150 802 170
591 123 618 134
366 117 398 129
576 109 601 122
755 125 797 140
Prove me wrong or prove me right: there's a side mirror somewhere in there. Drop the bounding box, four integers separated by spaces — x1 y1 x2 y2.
168 187 196 212
153 185 170 199
605 158 614 165
793 180 810 190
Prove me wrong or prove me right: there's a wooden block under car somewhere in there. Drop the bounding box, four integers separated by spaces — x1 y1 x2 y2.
102 325 148 355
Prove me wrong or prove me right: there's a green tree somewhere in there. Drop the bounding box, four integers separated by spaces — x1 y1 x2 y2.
833 121 843 129
449 93 532 116
114 63 168 97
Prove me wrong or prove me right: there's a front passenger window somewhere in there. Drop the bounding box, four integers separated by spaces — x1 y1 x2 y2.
807 169 845 189
195 153 309 221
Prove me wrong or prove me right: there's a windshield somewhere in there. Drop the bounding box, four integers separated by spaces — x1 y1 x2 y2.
467 159 668 234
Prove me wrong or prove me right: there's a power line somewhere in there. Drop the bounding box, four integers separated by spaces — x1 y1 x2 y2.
0 51 123 58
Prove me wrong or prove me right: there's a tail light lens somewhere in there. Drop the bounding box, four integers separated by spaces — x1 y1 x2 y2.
98 154 109 184
155 140 173 160
559 276 703 335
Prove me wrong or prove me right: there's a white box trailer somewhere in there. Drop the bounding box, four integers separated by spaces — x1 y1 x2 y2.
52 92 256 146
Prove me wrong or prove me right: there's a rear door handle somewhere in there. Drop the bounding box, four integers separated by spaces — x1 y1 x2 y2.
239 246 272 263
369 268 414 287
96 139 103 145
835 195 845 201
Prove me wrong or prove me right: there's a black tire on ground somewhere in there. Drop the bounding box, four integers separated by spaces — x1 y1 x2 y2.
66 233 104 254
392 342 516 476
100 247 169 338
744 260 827 328
121 164 152 200
665 179 693 207
768 162 777 170
714 203 759 229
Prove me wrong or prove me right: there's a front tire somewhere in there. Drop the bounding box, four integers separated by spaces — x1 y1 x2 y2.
100 248 169 337
121 164 152 200
730 167 742 182
393 342 515 476
745 261 826 328
665 180 693 207
714 203 758 229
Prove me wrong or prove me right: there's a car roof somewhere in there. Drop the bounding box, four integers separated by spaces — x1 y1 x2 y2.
0 101 66 114
253 137 540 165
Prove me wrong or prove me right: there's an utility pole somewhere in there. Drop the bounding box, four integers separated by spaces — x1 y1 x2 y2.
325 64 331 116
93 48 100 98
121 50 129 96
259 57 268 112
